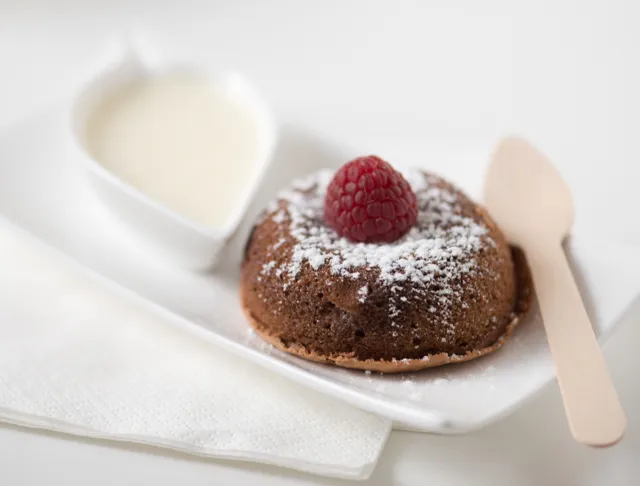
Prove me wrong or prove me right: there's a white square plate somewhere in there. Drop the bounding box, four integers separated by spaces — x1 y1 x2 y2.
0 109 638 432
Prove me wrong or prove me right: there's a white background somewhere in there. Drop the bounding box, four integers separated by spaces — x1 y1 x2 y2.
1 1 639 484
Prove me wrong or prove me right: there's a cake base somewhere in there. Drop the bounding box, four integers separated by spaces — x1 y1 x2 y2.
240 247 532 373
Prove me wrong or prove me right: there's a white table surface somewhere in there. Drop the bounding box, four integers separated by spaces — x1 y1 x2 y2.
1 1 638 484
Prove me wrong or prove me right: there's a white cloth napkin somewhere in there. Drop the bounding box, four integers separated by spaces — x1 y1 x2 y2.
0 221 390 480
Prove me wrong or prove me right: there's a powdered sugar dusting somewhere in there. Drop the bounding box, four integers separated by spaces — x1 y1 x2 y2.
272 210 287 224
261 169 494 327
358 285 369 303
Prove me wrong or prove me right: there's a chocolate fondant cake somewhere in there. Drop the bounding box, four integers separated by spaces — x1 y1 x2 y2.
241 166 532 372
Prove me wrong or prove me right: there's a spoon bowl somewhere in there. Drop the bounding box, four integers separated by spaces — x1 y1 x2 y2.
484 137 574 243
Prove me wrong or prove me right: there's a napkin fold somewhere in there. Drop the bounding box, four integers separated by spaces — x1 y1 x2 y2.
0 220 390 480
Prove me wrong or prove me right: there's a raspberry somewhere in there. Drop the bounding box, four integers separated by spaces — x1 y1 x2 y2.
324 156 418 243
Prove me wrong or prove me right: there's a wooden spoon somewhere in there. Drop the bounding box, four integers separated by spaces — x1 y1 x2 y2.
484 136 626 447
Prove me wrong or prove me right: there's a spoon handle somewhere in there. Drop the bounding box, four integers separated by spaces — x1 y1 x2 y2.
526 241 626 446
